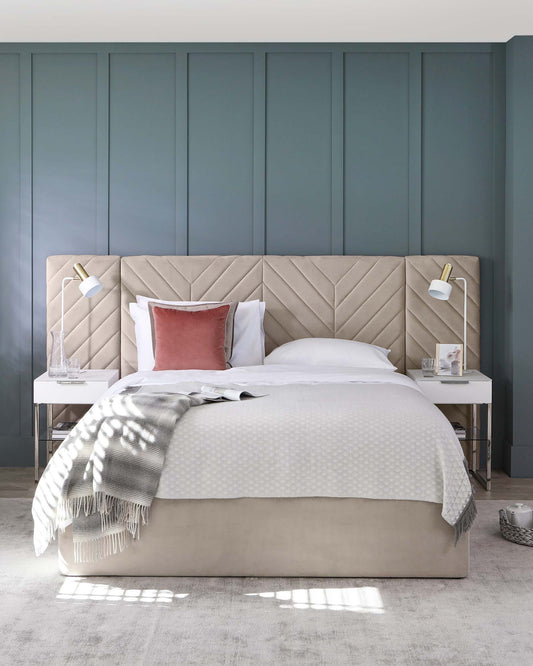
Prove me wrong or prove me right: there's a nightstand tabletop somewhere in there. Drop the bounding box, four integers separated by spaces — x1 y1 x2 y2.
406 369 490 382
406 368 491 404
34 369 119 404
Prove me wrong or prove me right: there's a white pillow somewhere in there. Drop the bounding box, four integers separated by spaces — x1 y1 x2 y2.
131 297 265 370
264 338 397 370
129 303 155 371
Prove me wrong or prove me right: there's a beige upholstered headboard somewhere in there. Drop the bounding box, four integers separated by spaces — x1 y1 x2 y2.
120 255 407 375
46 254 480 379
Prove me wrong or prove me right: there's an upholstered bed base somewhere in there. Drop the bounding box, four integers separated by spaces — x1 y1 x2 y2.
58 497 469 578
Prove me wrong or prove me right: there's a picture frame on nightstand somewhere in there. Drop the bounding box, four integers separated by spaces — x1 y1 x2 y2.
436 343 463 376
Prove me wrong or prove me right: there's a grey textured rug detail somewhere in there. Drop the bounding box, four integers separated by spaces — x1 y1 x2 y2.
1 500 533 666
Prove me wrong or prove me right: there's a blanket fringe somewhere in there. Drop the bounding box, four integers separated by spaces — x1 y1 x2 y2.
74 529 132 563
454 494 477 545
55 492 150 562
57 493 149 533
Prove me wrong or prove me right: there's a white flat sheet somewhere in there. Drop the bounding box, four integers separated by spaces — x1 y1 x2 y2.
104 366 472 530
107 365 421 396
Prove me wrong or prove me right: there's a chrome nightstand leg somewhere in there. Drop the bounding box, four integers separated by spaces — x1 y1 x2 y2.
486 403 492 491
46 404 53 464
34 403 40 482
471 404 479 472
470 403 492 491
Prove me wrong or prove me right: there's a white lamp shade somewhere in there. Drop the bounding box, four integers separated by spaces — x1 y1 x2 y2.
78 274 103 298
428 279 452 301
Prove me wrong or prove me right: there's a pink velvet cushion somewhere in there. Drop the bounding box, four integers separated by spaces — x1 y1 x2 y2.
151 304 231 371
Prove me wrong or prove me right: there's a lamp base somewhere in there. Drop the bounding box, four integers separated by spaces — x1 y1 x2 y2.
48 367 67 378
48 330 67 378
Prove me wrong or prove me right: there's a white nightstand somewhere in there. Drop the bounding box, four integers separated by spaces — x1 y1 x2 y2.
33 369 119 481
406 369 492 490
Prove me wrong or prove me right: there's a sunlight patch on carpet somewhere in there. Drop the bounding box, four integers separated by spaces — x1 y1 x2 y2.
245 586 384 613
56 577 189 604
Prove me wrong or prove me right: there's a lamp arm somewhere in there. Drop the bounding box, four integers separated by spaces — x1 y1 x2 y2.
60 276 76 333
452 277 467 371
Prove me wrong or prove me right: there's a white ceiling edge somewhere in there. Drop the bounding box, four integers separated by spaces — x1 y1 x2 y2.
0 0 532 43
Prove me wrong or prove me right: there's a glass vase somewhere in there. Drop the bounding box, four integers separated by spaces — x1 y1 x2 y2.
48 330 67 377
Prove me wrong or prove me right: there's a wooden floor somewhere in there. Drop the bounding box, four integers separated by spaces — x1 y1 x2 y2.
1 467 533 500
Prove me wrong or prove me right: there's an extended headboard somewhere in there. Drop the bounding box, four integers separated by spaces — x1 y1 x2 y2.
120 255 408 375
46 254 480 379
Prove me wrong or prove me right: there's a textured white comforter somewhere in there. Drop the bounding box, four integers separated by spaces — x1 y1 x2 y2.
106 365 473 531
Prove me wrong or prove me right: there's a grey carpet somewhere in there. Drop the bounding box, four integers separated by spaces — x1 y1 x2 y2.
1 499 533 666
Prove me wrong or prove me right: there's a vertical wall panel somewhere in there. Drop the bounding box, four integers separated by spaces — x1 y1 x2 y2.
505 37 533 474
344 53 410 255
109 54 177 255
422 53 494 380
265 53 332 254
188 53 254 254
422 54 493 254
252 51 266 254
0 55 22 447
32 54 99 382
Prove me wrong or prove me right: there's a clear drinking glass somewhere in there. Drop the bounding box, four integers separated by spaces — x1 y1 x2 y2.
67 357 81 379
421 357 435 377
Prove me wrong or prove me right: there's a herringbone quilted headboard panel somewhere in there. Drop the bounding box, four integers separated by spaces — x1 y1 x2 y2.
47 254 480 379
47 255 121 371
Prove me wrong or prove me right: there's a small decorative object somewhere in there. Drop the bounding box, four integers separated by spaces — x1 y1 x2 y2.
48 262 104 377
428 263 470 373
67 357 81 379
435 343 463 376
450 421 466 440
421 357 435 377
500 509 533 546
49 330 67 377
506 503 533 528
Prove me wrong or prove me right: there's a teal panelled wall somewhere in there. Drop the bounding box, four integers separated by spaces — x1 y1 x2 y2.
109 53 179 255
266 52 333 254
0 43 506 467
0 54 32 465
505 37 533 476
344 52 410 255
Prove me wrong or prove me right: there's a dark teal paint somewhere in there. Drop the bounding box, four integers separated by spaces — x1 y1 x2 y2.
344 52 410 255
0 42 508 468
108 54 177 255
265 52 333 254
0 53 33 465
0 55 23 458
407 50 422 254
490 44 507 475
188 53 254 255
505 37 533 476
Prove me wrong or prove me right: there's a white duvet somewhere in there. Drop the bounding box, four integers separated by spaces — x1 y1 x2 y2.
103 365 474 532
108 364 421 394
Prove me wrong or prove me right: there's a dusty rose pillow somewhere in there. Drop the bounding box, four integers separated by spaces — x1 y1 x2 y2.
150 304 233 371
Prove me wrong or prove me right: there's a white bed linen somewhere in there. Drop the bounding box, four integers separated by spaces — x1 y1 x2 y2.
103 366 472 530
107 365 420 396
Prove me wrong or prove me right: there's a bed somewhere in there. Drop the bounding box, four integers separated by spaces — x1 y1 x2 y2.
39 254 480 578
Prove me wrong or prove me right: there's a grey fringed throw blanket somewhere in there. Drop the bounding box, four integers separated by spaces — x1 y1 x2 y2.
32 391 204 562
